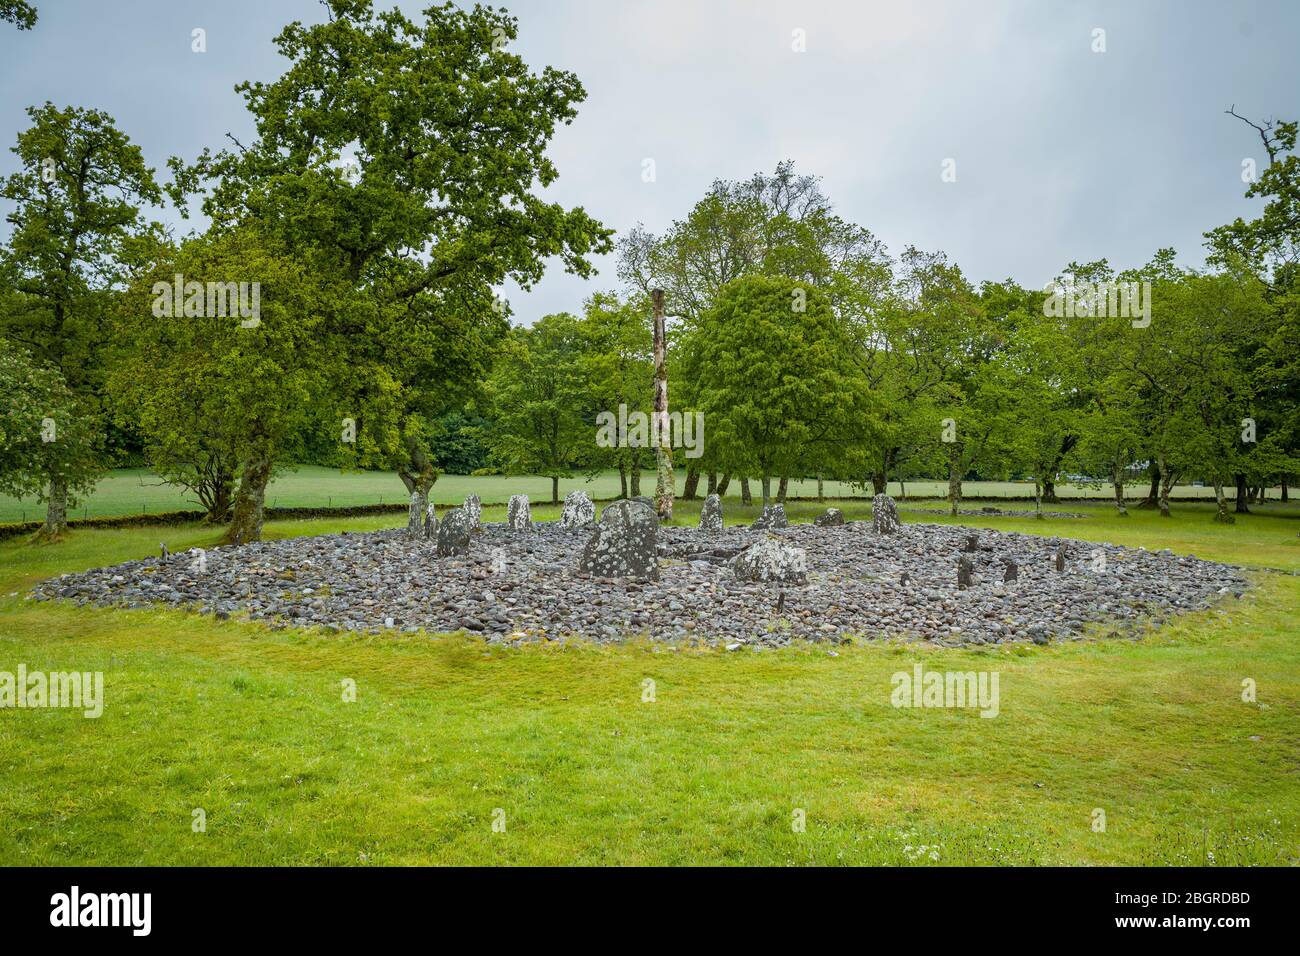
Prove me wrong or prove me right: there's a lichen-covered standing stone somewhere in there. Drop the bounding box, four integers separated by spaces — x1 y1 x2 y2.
872 494 901 534
699 493 723 533
424 502 437 540
560 490 595 529
436 507 473 557
730 534 808 584
407 491 424 539
957 555 974 589
463 494 482 531
814 507 844 527
751 503 788 530
578 500 659 580
507 494 531 531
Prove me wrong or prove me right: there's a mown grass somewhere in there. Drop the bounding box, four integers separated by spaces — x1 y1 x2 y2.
0 499 1297 865
0 464 1253 522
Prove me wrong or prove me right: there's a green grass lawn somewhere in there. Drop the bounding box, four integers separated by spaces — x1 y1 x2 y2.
1 499 1297 865
0 465 1260 523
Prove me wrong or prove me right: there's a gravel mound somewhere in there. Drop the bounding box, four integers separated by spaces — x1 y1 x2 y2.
29 521 1248 648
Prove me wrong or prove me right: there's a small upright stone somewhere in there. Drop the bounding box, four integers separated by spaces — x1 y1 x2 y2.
507 494 531 531
814 507 844 527
699 493 724 533
1054 544 1066 572
1002 558 1018 582
963 534 979 552
436 507 472 557
957 555 974 589
560 490 595 529
463 494 482 531
751 503 788 530
578 500 659 580
424 502 437 540
731 535 808 585
407 491 424 539
872 494 901 534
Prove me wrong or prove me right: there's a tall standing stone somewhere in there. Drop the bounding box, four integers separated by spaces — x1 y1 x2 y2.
424 502 437 540
578 500 659 580
406 491 424 539
463 494 482 531
560 490 595 529
699 493 724 533
507 494 531 531
872 493 901 534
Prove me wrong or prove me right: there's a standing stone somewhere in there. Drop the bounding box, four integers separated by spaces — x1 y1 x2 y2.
424 502 437 540
560 490 596 529
900 570 912 587
507 494 531 531
963 534 979 552
463 494 482 531
957 555 974 589
730 535 808 585
1054 544 1066 572
872 494 901 534
751 503 788 530
578 499 659 580
699 493 724 533
436 507 473 557
814 507 844 527
407 491 424 539
1003 558 1018 582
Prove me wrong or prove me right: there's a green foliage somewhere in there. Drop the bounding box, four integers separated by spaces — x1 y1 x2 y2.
0 0 36 30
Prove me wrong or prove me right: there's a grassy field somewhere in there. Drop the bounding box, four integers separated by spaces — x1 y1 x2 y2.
1 499 1297 865
0 465 1260 523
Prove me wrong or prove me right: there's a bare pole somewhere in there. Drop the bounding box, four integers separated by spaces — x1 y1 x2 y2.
652 288 674 522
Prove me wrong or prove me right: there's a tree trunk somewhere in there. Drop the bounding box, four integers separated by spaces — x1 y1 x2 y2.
1212 479 1235 523
1234 474 1250 514
760 475 771 506
871 472 887 495
1282 479 1289 502
706 471 718 496
1157 457 1173 517
618 462 628 499
224 449 274 544
1112 464 1128 517
35 476 69 541
817 475 824 501
1137 463 1160 509
551 475 560 505
682 466 700 501
741 477 752 506
1033 478 1044 519
1041 476 1058 503
717 473 731 497
651 289 674 522
630 452 642 496
947 444 962 515
776 476 788 503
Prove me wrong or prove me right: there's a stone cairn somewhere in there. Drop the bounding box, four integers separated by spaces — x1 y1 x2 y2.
731 535 808 585
507 494 531 531
463 494 482 531
436 507 473 557
578 500 659 580
872 494 901 534
559 490 596 529
406 491 424 539
751 503 788 530
814 507 844 527
699 493 724 533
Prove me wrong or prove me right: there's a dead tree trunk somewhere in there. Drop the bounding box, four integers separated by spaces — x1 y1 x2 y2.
651 289 674 522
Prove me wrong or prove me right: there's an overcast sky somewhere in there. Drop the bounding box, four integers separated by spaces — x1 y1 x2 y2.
2 0 1296 323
